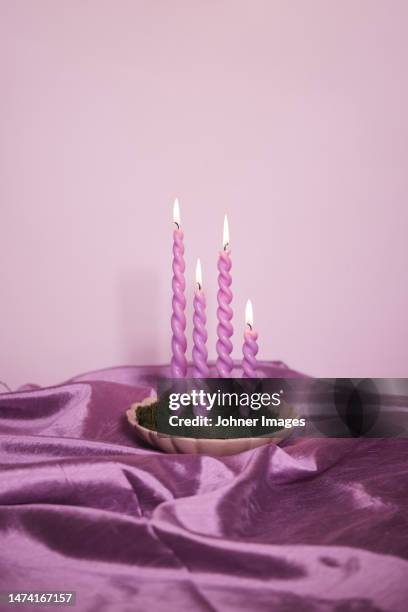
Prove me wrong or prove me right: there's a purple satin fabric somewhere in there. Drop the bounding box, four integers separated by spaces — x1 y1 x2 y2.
1 363 407 612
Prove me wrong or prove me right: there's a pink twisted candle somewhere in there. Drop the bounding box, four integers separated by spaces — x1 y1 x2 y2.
171 199 187 378
192 259 209 378
242 299 258 378
216 215 233 377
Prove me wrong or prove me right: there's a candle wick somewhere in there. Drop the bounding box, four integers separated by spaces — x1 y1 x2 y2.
223 242 229 251
197 282 202 291
174 222 180 230
247 323 253 331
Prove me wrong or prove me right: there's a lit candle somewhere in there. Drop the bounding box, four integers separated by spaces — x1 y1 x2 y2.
171 198 187 378
192 259 209 378
242 299 259 378
216 215 233 377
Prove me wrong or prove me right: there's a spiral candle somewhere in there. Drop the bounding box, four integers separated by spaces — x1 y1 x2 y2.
192 259 209 378
242 299 258 378
171 199 187 378
216 215 234 378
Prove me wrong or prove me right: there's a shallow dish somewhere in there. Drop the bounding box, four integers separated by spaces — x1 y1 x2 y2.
126 395 295 455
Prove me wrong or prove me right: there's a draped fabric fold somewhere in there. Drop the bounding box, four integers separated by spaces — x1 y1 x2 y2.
1 364 407 611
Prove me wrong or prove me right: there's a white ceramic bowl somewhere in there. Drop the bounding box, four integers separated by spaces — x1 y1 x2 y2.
126 396 295 455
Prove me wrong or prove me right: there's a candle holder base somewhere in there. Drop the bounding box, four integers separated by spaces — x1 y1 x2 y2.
126 395 295 456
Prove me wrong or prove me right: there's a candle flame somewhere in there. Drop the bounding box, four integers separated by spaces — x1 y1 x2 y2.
245 299 254 328
173 198 181 227
223 214 230 250
195 258 202 289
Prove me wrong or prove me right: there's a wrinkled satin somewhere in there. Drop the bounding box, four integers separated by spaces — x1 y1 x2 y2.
0 363 407 612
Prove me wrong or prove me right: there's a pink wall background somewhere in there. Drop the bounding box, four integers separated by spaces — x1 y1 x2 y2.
1 1 408 389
